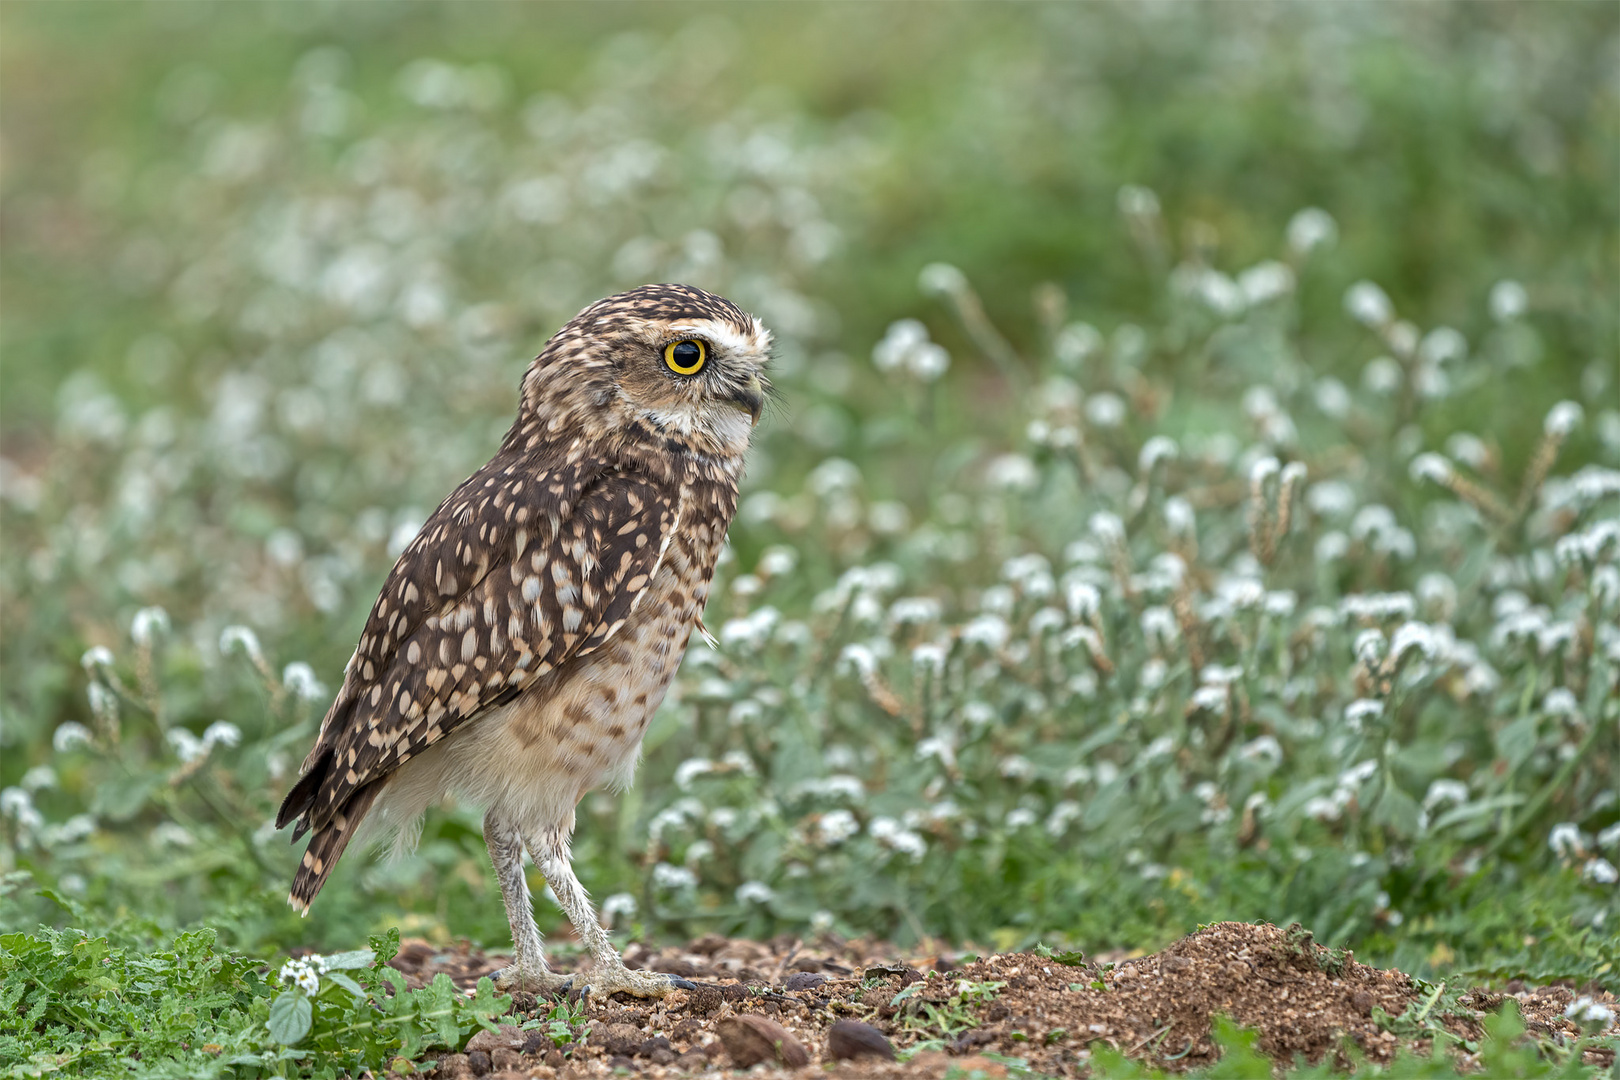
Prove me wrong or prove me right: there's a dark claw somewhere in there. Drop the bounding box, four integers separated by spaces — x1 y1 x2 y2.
568 981 591 1006
666 976 700 991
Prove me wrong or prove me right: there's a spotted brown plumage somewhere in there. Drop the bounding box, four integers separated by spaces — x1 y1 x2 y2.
277 284 769 999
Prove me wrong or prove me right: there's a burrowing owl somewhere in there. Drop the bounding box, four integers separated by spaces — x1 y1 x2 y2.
276 284 770 999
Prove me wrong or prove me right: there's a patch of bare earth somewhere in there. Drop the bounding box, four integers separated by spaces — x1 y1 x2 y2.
388 921 1615 1078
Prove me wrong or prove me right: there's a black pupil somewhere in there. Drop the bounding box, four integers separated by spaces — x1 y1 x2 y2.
672 341 702 368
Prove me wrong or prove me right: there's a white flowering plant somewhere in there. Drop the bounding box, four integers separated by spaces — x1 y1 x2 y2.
1 3 1616 1043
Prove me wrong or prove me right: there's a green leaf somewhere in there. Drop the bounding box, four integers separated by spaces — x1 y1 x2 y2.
322 948 374 970
267 990 313 1046
324 971 365 999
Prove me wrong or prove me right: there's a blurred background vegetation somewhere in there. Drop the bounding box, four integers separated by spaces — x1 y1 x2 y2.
2 0 1616 988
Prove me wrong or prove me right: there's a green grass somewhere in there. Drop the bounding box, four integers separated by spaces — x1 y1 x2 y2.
2 2 1617 1075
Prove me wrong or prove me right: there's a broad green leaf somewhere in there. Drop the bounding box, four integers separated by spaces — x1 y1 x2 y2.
267 990 312 1046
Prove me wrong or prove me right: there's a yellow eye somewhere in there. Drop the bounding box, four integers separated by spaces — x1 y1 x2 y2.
663 339 707 376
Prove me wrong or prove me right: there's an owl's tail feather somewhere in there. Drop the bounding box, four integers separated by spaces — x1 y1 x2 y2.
288 781 380 915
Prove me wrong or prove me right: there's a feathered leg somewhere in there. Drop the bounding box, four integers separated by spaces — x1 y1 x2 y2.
526 824 682 1000
484 811 570 994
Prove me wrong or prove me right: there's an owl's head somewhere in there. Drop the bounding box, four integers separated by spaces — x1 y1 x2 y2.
522 284 772 460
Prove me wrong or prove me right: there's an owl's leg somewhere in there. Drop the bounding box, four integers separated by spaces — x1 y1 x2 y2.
483 811 571 994
526 825 690 1001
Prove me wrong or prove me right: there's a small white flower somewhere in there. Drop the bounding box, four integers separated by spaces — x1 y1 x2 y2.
999 755 1034 779
674 758 714 790
1046 801 1082 836
1239 261 1294 305
1345 281 1393 327
81 646 115 673
757 546 798 578
985 453 1038 491
736 881 775 904
1054 322 1103 367
598 892 638 922
1542 688 1579 717
961 615 1009 649
1489 280 1528 322
1085 392 1127 428
1418 327 1467 367
1409 453 1452 486
838 643 878 676
53 722 93 753
1141 606 1178 646
1345 699 1384 729
1066 581 1101 620
130 606 171 647
1117 184 1160 218
1303 796 1344 821
1582 859 1617 886
1240 736 1282 764
652 863 698 890
1089 511 1125 546
1191 685 1228 712
918 262 968 297
872 319 929 372
20 765 56 792
911 641 948 675
1136 436 1178 474
889 596 943 626
1389 621 1439 662
1141 735 1175 761
283 663 327 701
816 809 859 845
1 787 33 819
219 625 263 661
962 701 996 728
1423 780 1469 810
908 343 950 382
1287 208 1337 255
1363 356 1403 395
1544 401 1583 438
1549 822 1588 858
151 822 196 848
1005 807 1038 829
1028 607 1066 636
202 721 242 749
167 728 207 764
916 737 956 768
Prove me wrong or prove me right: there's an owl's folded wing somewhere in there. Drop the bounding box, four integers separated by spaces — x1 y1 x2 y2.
275 457 678 849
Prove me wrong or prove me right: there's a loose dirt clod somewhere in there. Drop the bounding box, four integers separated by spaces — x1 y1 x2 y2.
414 921 1616 1077
827 1019 896 1061
716 1015 811 1068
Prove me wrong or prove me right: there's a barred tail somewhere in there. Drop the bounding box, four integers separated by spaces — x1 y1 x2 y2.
288 782 379 915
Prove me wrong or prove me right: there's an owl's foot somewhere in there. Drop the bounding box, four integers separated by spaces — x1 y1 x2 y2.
491 964 575 995
574 964 699 1002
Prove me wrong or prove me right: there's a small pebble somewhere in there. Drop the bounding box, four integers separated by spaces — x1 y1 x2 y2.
827 1019 896 1061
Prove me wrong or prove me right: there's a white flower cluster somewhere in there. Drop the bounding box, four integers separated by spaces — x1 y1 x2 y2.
278 956 325 994
872 319 950 382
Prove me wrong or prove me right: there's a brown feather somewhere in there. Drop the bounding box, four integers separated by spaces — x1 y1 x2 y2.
288 781 380 913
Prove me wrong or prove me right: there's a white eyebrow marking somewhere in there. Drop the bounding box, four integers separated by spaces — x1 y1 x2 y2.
659 317 770 359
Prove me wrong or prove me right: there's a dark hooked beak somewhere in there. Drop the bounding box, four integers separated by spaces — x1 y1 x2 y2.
726 375 765 427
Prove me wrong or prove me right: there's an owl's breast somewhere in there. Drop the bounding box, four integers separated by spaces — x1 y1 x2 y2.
500 495 728 796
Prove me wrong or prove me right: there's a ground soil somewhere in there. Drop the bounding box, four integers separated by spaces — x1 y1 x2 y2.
387 921 1616 1078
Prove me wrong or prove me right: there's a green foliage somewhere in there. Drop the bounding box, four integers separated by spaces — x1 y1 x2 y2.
0 924 271 1079
0 922 511 1078
519 994 590 1056
895 978 1007 1041
1079 1006 1618 1078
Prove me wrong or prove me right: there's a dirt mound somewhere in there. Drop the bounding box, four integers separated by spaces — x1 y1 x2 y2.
392 921 1615 1077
